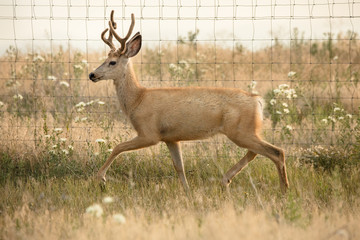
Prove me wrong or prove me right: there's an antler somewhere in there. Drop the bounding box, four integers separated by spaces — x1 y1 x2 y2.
101 29 115 51
101 11 118 51
109 11 135 54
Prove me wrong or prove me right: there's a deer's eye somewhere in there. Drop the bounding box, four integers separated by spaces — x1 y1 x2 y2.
109 61 117 66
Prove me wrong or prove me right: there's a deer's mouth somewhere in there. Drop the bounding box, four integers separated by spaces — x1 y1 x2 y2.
91 77 103 82
89 73 103 82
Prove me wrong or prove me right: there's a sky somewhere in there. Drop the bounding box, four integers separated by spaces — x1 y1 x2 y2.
0 0 359 55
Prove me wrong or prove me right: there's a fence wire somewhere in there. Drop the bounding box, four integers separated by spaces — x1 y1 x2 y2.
0 0 359 160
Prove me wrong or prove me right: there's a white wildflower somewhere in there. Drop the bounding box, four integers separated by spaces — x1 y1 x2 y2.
338 116 344 120
52 145 57 149
81 117 87 122
282 102 288 108
283 89 294 99
292 94 298 98
74 64 83 70
34 55 45 62
346 114 352 119
333 56 338 61
107 149 113 153
276 111 282 115
0 101 4 107
60 138 67 142
44 134 51 139
13 94 23 100
269 99 276 106
74 116 80 123
103 196 115 204
95 139 106 143
98 101 105 105
333 107 341 112
81 59 88 65
321 119 328 124
288 71 296 78
68 145 74 150
169 63 176 69
279 84 289 90
75 102 86 108
328 116 336 123
113 214 126 224
59 81 70 88
49 150 56 154
273 89 281 94
86 100 95 106
86 204 103 218
47 75 57 81
77 107 84 112
250 80 257 88
286 125 293 131
62 149 69 155
283 108 290 114
248 80 257 92
54 128 63 133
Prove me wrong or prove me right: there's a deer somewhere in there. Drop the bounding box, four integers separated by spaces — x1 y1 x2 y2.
89 10 289 193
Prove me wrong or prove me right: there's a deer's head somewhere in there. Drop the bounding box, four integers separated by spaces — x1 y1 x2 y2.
89 11 141 82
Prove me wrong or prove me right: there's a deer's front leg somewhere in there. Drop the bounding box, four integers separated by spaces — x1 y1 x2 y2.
96 136 159 183
166 141 190 192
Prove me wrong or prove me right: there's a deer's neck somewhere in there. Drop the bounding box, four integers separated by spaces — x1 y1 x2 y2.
113 61 144 115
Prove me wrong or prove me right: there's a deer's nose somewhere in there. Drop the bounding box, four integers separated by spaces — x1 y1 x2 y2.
89 72 95 80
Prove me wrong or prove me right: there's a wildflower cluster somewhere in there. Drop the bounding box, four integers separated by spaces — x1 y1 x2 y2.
272 84 298 100
320 103 352 126
44 128 74 157
73 99 106 123
85 196 126 224
74 99 105 114
93 138 113 156
267 83 298 131
169 60 196 83
72 51 88 79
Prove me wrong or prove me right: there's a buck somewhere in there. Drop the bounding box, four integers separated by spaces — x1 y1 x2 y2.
89 11 289 193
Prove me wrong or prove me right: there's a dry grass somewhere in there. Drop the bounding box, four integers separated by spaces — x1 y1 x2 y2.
1 32 360 239
2 202 359 240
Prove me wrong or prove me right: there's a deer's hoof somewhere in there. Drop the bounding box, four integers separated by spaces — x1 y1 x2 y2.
221 177 231 188
96 175 107 191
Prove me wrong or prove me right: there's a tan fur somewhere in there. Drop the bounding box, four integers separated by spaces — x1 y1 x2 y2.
89 12 289 193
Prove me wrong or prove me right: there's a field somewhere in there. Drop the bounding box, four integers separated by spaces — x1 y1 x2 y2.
1 29 360 239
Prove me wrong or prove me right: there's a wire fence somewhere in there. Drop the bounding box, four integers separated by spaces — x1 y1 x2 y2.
0 1 359 159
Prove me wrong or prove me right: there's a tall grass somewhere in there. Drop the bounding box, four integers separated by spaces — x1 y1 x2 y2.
1 29 360 239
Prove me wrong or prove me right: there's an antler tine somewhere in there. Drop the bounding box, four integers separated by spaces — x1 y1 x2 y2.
109 12 135 54
101 28 116 51
100 10 118 51
110 10 117 30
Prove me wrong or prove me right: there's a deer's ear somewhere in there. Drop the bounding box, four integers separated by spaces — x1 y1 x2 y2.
125 32 142 58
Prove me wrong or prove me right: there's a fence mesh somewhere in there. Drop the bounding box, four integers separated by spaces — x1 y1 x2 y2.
0 0 359 160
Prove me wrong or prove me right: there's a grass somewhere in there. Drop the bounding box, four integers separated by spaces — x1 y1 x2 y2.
1 149 360 239
1 29 360 239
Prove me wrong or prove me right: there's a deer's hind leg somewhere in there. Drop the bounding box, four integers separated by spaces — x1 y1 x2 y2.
226 133 289 193
222 150 257 187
